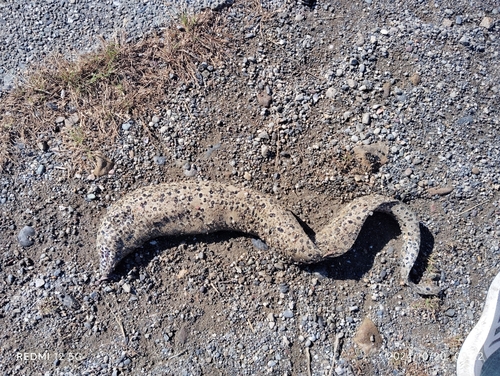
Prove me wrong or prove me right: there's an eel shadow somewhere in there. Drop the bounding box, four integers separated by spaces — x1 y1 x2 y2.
300 212 403 281
410 223 435 284
301 214 436 284
107 213 436 285
106 231 256 281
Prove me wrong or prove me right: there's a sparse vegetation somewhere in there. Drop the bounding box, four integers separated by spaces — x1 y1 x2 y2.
0 10 230 170
411 296 441 320
445 335 464 353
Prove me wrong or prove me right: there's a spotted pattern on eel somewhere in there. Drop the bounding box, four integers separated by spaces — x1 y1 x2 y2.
97 181 440 295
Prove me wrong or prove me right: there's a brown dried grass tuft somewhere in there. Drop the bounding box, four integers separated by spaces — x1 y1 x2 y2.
0 9 230 170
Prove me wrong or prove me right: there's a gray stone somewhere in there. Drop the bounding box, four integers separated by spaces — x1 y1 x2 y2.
459 35 470 46
326 87 337 99
257 131 269 140
362 113 370 125
442 18 453 27
445 308 456 317
183 164 197 177
38 141 49 152
122 283 131 293
61 294 80 309
347 79 358 89
251 238 268 250
456 115 473 126
295 93 305 101
36 165 46 175
153 156 166 165
18 226 35 247
261 144 270 158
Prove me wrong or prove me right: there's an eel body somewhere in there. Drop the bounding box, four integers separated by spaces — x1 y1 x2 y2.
97 181 440 295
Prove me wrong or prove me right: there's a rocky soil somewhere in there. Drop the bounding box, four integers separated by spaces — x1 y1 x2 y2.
1 0 499 375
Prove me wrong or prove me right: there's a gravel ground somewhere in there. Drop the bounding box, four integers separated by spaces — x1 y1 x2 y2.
1 0 499 375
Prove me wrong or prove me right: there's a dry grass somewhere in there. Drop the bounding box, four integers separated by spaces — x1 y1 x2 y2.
411 296 441 320
0 10 230 170
445 335 463 353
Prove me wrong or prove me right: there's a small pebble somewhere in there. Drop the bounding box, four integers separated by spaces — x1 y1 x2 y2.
257 92 272 108
410 73 421 85
38 141 49 152
251 238 269 250
428 187 454 196
121 122 132 131
36 165 46 175
326 87 337 99
479 17 493 30
347 79 357 89
183 165 197 177
361 113 370 125
445 309 456 317
261 145 270 158
18 226 36 247
153 156 166 165
279 284 289 294
122 283 131 293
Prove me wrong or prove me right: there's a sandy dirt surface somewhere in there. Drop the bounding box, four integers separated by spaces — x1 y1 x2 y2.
1 1 499 375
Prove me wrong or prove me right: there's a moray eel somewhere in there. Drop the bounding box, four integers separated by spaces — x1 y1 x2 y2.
96 181 441 295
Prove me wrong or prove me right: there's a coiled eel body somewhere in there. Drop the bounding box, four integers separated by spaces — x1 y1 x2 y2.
96 181 440 295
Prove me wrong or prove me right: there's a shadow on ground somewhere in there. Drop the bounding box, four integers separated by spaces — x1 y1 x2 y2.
106 211 436 287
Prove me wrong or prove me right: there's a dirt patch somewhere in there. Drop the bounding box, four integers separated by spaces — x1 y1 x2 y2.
1 1 499 375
